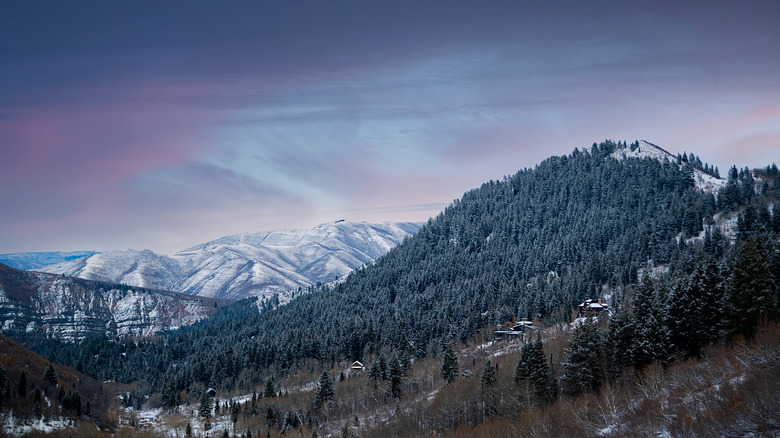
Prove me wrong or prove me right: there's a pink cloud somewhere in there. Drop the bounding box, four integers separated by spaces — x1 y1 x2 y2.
1 104 216 190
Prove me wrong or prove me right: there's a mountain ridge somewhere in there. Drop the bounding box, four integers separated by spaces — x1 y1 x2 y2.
37 221 423 300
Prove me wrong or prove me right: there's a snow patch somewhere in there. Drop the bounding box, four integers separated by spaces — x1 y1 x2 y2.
2 413 73 435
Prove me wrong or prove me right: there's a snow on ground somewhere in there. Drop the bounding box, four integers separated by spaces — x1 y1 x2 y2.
637 261 670 281
119 392 275 438
491 340 527 358
611 140 676 162
694 169 727 193
1 413 73 435
714 212 740 241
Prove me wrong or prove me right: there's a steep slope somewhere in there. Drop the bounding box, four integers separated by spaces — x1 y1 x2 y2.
0 251 98 270
0 263 224 342
38 221 422 300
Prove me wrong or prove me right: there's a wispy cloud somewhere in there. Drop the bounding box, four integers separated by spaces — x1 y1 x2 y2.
1 0 778 252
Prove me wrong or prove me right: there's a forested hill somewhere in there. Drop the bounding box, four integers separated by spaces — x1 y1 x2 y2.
34 140 780 396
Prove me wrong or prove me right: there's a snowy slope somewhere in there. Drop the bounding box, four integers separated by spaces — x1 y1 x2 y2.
611 140 727 194
38 221 422 300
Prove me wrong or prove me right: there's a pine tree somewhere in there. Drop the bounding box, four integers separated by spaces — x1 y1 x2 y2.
0 365 7 407
161 377 180 407
514 336 554 403
73 392 82 416
631 277 671 369
199 390 213 430
606 302 636 380
527 336 555 403
514 342 532 382
727 234 777 339
480 360 499 417
695 258 726 344
185 422 193 437
389 355 403 398
314 372 335 412
18 371 27 397
43 364 57 386
561 317 603 396
441 345 458 384
264 378 276 398
481 360 498 388
666 278 704 358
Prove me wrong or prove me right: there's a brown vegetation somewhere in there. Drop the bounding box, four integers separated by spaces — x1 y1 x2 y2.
0 335 117 435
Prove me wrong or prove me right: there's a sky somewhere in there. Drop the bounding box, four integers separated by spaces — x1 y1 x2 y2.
1 0 779 253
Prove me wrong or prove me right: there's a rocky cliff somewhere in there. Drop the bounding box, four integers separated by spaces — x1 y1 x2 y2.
0 263 223 343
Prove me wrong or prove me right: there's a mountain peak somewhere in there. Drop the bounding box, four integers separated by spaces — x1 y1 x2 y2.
609 140 726 194
610 139 676 162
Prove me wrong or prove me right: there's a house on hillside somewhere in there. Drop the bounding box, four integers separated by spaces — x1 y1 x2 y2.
511 320 535 331
349 361 365 372
578 299 609 317
493 320 535 340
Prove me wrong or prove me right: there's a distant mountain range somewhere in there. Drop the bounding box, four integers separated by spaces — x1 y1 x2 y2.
35 221 422 300
0 263 224 342
0 251 98 270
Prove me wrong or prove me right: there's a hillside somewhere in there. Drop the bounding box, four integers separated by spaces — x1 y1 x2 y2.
28 140 780 437
0 263 225 342
0 334 115 435
38 221 422 300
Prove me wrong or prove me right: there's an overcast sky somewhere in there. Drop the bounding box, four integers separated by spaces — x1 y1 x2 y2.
1 0 779 253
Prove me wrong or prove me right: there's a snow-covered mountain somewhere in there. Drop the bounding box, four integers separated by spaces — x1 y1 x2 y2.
38 221 423 300
0 263 223 342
